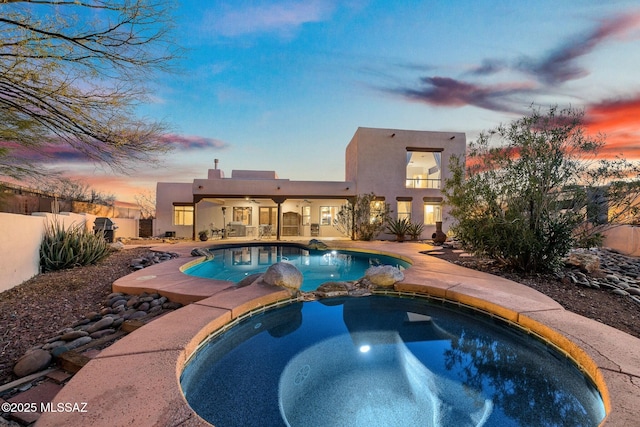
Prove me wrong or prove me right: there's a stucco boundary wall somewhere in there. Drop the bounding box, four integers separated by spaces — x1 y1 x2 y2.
602 225 640 257
0 212 138 293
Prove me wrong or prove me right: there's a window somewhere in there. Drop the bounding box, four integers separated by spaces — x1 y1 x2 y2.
173 205 193 226
406 149 442 189
424 203 442 225
302 206 311 226
320 206 339 226
233 207 252 225
397 201 411 221
369 200 387 225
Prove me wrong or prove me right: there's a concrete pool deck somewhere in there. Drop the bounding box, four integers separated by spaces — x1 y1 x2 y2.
36 240 640 426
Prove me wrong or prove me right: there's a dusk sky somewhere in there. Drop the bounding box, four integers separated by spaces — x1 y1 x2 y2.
24 1 640 203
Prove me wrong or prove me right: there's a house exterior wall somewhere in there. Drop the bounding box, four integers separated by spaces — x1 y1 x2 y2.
346 127 465 238
155 182 193 238
155 127 466 240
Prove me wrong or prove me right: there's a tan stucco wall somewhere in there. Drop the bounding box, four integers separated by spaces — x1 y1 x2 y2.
155 127 467 240
345 127 465 237
155 182 194 238
0 212 137 292
603 225 640 256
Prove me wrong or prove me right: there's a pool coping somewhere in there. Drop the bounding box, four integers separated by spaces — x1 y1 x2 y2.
35 240 640 426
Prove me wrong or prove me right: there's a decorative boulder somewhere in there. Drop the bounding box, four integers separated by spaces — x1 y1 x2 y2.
315 282 351 298
564 251 600 274
263 262 303 290
13 349 52 377
365 265 404 287
307 239 328 250
191 248 214 259
109 241 125 251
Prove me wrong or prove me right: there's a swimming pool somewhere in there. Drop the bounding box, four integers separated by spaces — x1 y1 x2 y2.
181 296 605 427
183 243 411 291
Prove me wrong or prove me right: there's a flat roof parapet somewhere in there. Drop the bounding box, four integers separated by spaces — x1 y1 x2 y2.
231 170 279 180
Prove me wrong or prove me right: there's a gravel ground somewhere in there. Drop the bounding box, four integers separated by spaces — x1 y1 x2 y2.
426 248 640 340
0 246 153 385
1 245 639 386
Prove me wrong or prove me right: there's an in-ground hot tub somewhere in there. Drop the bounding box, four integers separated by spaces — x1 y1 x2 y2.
181 295 605 427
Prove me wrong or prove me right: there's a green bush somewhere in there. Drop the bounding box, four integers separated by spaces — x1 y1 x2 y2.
443 105 640 272
40 220 112 272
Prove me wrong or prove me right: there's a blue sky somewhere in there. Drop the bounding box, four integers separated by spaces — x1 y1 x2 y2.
32 1 640 202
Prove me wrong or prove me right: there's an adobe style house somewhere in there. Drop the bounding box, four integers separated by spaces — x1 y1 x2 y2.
155 127 466 240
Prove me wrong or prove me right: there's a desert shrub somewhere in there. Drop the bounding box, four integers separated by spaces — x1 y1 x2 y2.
334 193 390 240
40 220 112 272
407 221 425 240
385 217 411 241
444 105 640 272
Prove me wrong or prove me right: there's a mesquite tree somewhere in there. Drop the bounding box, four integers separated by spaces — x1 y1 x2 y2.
444 105 640 272
0 0 178 177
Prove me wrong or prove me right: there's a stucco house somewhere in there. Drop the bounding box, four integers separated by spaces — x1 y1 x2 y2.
155 127 466 240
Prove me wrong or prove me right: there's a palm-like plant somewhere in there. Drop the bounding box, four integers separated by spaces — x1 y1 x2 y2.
385 217 411 242
407 222 425 240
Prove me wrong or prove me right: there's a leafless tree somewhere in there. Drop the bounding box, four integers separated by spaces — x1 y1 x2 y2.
134 189 156 219
0 0 178 178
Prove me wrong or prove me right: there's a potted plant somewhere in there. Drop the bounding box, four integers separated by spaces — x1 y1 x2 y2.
198 230 209 241
385 217 411 242
407 222 425 241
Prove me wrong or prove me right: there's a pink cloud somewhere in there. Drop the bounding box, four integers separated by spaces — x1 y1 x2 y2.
388 76 536 113
207 0 335 38
159 134 229 150
585 96 640 159
518 11 640 85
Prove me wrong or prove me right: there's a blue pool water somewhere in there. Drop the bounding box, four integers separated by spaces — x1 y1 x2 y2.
181 296 605 427
183 244 410 291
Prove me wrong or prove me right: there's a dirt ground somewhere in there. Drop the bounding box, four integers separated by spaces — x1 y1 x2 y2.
0 246 153 385
1 245 639 385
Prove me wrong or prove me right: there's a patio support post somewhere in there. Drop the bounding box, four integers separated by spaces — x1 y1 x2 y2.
272 197 287 241
192 196 197 241
346 196 356 240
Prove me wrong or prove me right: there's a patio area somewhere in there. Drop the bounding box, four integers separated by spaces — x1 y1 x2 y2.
35 240 640 426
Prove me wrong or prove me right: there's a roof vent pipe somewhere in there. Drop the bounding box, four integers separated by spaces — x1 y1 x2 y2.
214 158 219 170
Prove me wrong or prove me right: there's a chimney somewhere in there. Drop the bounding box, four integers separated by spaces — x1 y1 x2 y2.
214 158 219 170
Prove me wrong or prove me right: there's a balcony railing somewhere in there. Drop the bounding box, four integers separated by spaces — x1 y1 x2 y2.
405 178 441 189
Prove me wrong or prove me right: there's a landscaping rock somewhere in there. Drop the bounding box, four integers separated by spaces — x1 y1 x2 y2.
86 316 115 333
365 265 404 287
564 251 600 273
59 330 89 341
90 329 116 339
307 239 328 250
13 349 52 377
315 282 350 298
262 262 303 290
127 311 148 320
65 336 92 350
191 248 213 259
